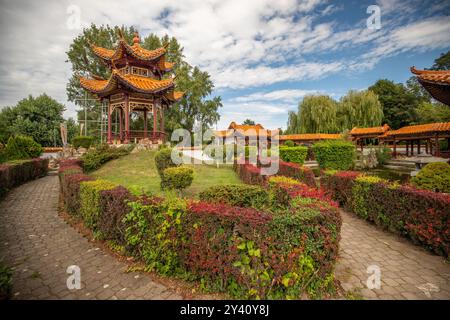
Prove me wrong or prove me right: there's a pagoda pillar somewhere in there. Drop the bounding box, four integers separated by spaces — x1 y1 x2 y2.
160 106 165 141
119 108 123 143
143 109 148 138
153 102 158 141
406 142 409 156
435 134 440 157
107 100 112 144
124 94 130 144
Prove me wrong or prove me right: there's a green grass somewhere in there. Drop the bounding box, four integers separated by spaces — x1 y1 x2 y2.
91 149 242 198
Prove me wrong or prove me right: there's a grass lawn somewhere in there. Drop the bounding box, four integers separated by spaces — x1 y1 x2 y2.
91 149 242 198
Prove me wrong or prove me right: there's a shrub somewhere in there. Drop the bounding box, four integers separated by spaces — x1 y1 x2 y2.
82 145 131 172
5 136 43 160
278 160 316 187
72 136 94 149
322 170 450 257
279 146 308 165
234 162 267 186
161 166 194 191
312 140 355 170
0 158 48 197
375 146 392 166
60 172 93 216
155 148 179 177
98 186 135 243
284 140 295 147
199 184 269 209
79 179 117 234
411 162 450 193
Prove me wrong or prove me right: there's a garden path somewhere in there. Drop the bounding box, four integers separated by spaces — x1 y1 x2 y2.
0 175 183 300
335 210 450 300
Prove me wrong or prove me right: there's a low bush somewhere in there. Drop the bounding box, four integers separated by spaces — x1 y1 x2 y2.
79 179 117 234
279 146 308 165
322 170 450 257
411 162 450 193
5 136 43 160
0 158 48 197
375 146 392 166
278 160 316 187
60 172 93 216
234 162 267 186
199 184 269 209
72 136 94 149
312 140 355 170
155 148 179 177
284 140 295 147
82 145 131 172
161 166 194 191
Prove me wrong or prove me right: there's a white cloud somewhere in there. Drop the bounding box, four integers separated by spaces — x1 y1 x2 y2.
232 89 324 103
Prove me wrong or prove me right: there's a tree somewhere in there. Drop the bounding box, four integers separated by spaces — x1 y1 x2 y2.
242 119 256 125
66 24 222 137
298 95 338 133
337 90 383 129
415 102 450 124
431 50 450 70
368 79 418 129
0 94 66 146
285 111 299 134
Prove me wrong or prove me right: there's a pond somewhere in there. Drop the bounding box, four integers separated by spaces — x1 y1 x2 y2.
362 168 411 183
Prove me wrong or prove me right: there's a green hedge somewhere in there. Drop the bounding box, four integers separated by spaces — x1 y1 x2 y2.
155 148 179 177
72 136 94 149
161 166 194 191
4 136 42 160
199 184 270 209
411 162 450 193
279 146 308 165
312 140 355 170
82 144 131 172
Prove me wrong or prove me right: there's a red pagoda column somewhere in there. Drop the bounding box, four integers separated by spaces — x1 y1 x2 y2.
143 109 148 138
107 100 112 144
119 107 123 143
124 94 130 144
153 102 158 140
160 106 165 141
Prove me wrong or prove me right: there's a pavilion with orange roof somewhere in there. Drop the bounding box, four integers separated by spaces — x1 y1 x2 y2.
411 67 450 106
214 122 276 146
350 124 390 151
79 30 183 144
278 133 342 146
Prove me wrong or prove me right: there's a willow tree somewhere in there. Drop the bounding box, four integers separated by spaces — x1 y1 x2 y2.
285 111 299 134
337 90 383 130
298 95 338 133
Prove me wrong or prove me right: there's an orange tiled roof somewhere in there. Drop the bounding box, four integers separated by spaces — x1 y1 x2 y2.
228 122 273 136
214 130 234 138
350 124 390 136
278 133 342 141
164 90 184 102
386 122 450 137
79 70 174 94
90 40 166 62
411 67 450 85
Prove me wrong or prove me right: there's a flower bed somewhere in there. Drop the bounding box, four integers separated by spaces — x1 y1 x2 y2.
322 171 450 257
0 158 48 197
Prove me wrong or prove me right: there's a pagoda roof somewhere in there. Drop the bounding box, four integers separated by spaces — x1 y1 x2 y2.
164 90 184 102
411 66 450 106
91 40 167 62
278 133 342 141
79 70 179 96
384 121 450 138
350 124 390 136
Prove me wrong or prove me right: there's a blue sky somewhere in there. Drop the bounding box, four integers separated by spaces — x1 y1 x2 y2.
0 0 449 130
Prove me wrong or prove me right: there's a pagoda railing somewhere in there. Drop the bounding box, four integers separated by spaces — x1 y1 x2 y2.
110 130 167 143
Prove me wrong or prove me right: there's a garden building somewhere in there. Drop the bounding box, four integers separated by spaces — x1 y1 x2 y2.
411 67 450 106
79 31 183 144
278 133 342 146
350 124 390 151
214 122 275 147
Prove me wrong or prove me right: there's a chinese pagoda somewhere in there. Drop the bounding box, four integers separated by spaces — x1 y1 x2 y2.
411 66 450 107
79 30 183 144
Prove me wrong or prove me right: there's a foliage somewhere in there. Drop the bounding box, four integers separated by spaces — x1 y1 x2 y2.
4 136 43 160
233 163 267 186
322 171 450 257
297 95 338 134
368 79 418 129
199 184 269 209
279 146 308 165
81 144 131 172
278 161 316 187
155 148 179 177
411 162 450 193
0 158 48 197
66 24 222 136
337 90 383 130
72 136 94 149
431 50 450 70
375 146 392 166
242 119 256 125
0 94 66 146
161 166 194 191
312 140 355 170
79 179 117 233
284 111 299 135
284 140 295 147
0 263 12 300
414 102 450 124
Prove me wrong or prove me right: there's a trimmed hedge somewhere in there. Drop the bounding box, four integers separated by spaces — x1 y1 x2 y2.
82 145 131 172
199 184 269 209
161 166 194 191
279 146 308 165
4 135 43 160
411 162 450 193
72 136 94 149
322 171 450 257
312 140 355 170
278 160 316 187
0 158 48 197
234 162 267 186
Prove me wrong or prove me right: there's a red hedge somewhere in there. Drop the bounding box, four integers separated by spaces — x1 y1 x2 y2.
278 160 316 187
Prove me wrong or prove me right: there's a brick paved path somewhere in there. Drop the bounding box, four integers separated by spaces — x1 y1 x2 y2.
0 175 182 300
335 210 450 300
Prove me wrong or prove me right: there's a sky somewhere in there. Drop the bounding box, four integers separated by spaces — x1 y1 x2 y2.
0 0 449 130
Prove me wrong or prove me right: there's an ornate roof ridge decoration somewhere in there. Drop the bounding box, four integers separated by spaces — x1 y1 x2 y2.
350 123 390 135
384 121 450 137
78 69 175 94
278 133 342 140
90 31 167 63
410 66 450 106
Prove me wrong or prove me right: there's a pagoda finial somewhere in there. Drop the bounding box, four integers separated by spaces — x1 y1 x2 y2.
133 31 140 45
